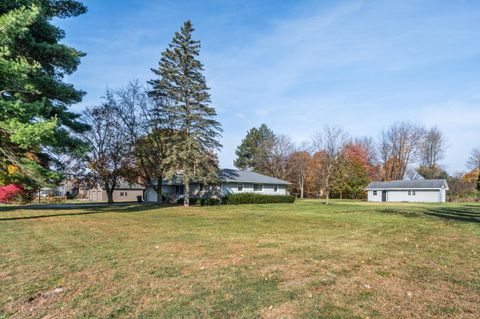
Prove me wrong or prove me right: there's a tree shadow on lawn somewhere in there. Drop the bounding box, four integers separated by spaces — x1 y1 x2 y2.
0 203 172 221
380 206 480 223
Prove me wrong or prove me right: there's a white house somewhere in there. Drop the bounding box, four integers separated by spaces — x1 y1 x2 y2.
144 169 290 202
366 179 449 203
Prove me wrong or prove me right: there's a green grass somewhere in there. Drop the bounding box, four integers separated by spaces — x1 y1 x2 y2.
0 200 479 318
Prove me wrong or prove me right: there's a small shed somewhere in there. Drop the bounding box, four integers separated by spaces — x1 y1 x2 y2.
366 179 449 203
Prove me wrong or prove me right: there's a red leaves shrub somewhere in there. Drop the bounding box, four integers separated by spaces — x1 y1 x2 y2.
0 184 25 203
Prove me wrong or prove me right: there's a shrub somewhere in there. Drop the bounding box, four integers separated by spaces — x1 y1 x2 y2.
176 197 221 206
66 191 76 200
223 193 295 205
0 184 25 203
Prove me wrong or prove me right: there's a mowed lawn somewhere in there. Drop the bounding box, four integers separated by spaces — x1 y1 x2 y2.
1 200 479 318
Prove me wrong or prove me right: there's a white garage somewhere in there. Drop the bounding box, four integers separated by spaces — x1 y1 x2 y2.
366 179 449 203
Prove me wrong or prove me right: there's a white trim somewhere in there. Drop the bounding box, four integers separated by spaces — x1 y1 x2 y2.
366 188 445 191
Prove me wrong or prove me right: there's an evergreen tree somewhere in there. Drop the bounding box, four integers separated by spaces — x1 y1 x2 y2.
0 1 89 187
234 124 274 171
148 21 222 206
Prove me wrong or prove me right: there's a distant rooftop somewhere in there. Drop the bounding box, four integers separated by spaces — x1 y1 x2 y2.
366 179 448 190
220 169 290 185
147 169 290 186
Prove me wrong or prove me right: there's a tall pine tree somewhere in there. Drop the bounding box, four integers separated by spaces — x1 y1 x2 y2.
234 124 274 171
0 1 89 187
148 21 222 206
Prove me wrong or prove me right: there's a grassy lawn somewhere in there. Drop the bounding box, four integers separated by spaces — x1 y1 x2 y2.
0 200 479 318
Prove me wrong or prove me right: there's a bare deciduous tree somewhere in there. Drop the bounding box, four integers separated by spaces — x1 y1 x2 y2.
418 126 446 179
313 125 348 204
354 136 377 165
83 104 135 204
288 141 311 198
256 134 295 180
467 147 480 172
110 80 172 204
379 122 425 181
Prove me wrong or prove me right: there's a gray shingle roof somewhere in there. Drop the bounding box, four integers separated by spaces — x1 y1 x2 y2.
366 179 448 190
147 169 290 186
220 169 290 185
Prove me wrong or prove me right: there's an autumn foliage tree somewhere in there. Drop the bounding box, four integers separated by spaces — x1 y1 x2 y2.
287 144 311 198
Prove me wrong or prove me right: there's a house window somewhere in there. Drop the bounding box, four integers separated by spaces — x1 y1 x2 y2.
237 184 243 192
175 185 184 196
253 184 263 192
373 191 377 195
412 190 416 196
274 185 278 192
120 192 127 197
408 190 411 195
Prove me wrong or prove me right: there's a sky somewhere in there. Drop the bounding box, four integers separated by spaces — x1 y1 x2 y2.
56 0 480 173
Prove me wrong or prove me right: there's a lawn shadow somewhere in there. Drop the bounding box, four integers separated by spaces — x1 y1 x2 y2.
424 207 480 223
0 203 173 221
379 206 480 223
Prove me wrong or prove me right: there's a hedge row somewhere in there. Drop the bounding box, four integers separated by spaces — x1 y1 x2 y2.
175 193 296 205
224 193 295 205
176 197 221 206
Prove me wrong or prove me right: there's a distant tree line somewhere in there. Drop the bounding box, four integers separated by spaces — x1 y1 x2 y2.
234 122 480 202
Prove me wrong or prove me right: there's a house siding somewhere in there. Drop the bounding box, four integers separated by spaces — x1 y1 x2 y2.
86 188 144 202
220 182 286 196
145 182 287 202
368 189 445 203
367 190 382 202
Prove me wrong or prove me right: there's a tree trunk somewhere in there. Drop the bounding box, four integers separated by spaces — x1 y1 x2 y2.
184 177 190 207
325 170 330 205
300 177 304 199
104 182 115 204
155 184 163 204
106 190 114 204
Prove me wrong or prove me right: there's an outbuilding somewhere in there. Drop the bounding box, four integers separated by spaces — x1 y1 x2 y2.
366 179 449 203
85 182 145 202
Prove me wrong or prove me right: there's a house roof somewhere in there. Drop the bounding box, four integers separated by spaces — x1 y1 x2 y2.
115 181 145 190
366 179 448 190
219 169 290 185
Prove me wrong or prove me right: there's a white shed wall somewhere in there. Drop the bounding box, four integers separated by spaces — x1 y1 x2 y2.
367 189 445 203
386 190 440 202
367 190 382 202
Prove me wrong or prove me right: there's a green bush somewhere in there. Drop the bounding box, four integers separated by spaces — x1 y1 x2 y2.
176 197 221 206
66 191 76 200
223 193 295 205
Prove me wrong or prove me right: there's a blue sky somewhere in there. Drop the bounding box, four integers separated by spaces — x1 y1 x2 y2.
57 0 480 173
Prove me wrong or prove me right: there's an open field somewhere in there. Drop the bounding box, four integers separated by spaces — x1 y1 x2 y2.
1 200 479 318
